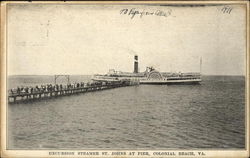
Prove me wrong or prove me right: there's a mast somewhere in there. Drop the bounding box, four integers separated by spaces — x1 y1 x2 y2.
200 57 202 75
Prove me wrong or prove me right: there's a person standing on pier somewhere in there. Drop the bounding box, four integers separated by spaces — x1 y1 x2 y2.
17 87 20 94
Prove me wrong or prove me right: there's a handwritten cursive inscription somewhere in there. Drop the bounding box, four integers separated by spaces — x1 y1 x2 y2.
120 8 172 19
221 6 233 14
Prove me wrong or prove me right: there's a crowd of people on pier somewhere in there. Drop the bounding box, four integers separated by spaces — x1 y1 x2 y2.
9 81 106 95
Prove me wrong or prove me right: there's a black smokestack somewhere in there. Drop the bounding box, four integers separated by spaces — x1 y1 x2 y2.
134 55 138 73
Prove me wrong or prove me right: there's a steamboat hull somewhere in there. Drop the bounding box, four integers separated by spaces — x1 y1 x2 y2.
140 79 202 85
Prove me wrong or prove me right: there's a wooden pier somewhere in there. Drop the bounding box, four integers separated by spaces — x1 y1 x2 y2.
8 80 138 104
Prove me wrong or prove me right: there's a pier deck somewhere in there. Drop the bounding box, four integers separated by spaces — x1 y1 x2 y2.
8 80 138 103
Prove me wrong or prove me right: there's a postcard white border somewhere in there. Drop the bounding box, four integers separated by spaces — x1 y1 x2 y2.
1 1 249 158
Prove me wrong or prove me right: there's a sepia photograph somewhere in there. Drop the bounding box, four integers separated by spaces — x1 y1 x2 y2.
1 1 249 158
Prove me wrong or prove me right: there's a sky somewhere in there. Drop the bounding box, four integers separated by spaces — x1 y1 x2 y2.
7 3 247 75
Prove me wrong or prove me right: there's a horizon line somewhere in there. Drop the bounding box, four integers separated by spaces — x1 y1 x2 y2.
7 74 245 77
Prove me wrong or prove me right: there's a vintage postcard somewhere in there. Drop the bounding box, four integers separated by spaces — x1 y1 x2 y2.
0 1 249 158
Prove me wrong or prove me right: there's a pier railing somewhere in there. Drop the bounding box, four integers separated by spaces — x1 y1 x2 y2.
8 80 139 103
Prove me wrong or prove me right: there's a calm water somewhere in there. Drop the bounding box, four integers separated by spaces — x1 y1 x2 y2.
7 75 245 149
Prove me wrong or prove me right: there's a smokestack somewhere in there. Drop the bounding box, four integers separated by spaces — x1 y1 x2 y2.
134 55 138 73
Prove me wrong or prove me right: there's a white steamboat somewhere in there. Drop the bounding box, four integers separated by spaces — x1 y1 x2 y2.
92 55 202 85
